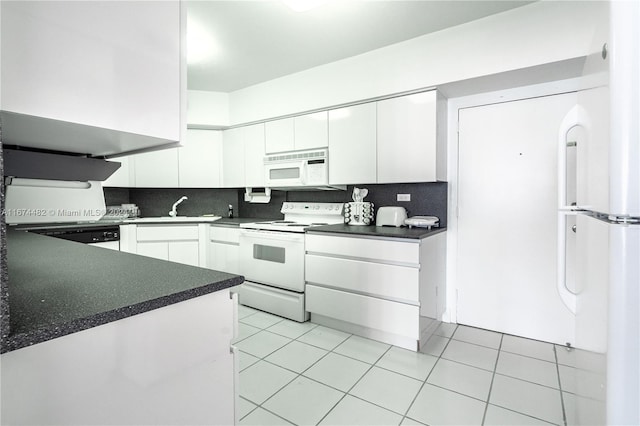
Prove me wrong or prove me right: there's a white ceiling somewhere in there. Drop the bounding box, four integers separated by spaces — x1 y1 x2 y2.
186 0 536 93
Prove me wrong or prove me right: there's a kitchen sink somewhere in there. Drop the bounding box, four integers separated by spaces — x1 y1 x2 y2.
131 216 222 223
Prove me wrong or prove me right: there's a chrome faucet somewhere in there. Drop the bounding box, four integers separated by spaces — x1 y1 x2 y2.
169 196 188 217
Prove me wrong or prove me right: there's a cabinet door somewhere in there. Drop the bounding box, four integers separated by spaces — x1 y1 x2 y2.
328 104 377 185
222 128 245 188
294 111 328 151
168 241 200 266
102 156 134 187
265 118 295 154
179 129 222 188
243 124 266 187
209 242 240 275
133 148 179 188
136 241 169 261
1 1 182 143
377 91 437 183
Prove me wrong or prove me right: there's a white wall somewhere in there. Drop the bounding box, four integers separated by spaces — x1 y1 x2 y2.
187 90 229 128
228 0 605 125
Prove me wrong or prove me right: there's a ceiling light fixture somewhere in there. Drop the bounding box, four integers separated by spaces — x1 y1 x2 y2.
282 0 332 13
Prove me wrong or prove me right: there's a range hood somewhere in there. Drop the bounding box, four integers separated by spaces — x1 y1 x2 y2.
3 147 120 182
5 178 107 225
0 111 180 158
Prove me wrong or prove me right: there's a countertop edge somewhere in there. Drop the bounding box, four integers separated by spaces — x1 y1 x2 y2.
1 275 244 354
306 225 447 240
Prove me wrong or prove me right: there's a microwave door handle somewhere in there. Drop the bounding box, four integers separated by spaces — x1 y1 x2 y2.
300 161 307 185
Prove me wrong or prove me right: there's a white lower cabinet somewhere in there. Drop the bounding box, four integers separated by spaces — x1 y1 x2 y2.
207 225 240 274
0 289 238 425
305 232 446 351
120 224 202 267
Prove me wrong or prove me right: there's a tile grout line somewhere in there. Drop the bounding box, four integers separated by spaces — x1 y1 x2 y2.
554 344 569 426
242 324 358 425
481 332 504 425
315 341 395 425
400 324 459 424
239 319 568 425
238 319 321 424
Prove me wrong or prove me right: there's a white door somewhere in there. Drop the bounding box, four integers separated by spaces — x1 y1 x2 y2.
457 93 576 345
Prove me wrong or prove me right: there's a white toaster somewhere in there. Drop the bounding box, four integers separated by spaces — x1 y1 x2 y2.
375 206 408 227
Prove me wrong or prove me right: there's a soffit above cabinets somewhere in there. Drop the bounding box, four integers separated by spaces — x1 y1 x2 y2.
186 0 535 92
0 111 180 158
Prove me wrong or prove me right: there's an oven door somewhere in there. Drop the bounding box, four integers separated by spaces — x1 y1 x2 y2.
239 229 305 292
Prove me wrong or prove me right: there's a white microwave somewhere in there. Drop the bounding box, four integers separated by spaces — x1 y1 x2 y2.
264 148 345 190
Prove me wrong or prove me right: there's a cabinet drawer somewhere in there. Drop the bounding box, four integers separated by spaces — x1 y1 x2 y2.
209 226 240 244
306 234 420 265
136 225 199 242
306 285 419 339
305 254 419 303
208 242 240 275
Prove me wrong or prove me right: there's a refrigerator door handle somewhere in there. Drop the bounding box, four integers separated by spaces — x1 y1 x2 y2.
558 104 587 210
557 212 578 314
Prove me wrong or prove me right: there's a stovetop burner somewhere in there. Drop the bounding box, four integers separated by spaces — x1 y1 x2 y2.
240 202 345 233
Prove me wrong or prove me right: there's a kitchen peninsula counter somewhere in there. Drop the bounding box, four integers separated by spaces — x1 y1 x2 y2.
2 229 243 353
307 223 447 239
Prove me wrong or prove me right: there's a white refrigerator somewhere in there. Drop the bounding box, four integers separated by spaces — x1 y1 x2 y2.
558 1 640 424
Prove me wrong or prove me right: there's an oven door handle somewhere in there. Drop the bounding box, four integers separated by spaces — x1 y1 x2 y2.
239 229 305 243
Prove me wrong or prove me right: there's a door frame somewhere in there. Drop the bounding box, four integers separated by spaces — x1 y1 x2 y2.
442 77 589 324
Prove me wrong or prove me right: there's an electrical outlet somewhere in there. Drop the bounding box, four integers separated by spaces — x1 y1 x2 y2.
397 193 411 202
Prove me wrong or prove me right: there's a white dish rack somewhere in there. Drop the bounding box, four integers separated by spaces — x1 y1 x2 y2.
404 216 439 229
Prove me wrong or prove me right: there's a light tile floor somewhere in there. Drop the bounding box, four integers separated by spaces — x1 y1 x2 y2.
235 305 576 426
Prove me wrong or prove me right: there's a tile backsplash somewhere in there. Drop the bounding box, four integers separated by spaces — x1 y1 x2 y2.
104 188 239 218
104 182 448 226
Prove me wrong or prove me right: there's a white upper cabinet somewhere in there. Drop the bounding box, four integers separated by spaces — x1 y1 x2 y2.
222 124 266 188
186 90 229 128
222 128 246 188
265 118 295 153
243 124 266 188
265 112 328 154
132 149 180 188
0 1 184 155
294 111 328 151
377 91 446 183
178 130 223 188
328 104 377 185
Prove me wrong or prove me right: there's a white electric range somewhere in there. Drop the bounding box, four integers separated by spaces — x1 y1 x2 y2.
237 202 344 321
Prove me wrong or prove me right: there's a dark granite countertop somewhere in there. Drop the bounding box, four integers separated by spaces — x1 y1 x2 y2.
210 217 275 227
10 217 273 231
307 224 447 239
2 230 244 353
